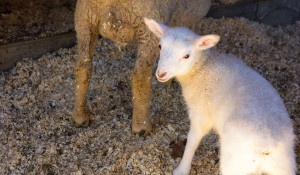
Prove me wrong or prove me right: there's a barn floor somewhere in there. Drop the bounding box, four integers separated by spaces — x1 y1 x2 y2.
0 18 299 174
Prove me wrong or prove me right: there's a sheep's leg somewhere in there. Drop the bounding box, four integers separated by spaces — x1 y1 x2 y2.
73 18 98 127
131 42 158 136
173 110 212 175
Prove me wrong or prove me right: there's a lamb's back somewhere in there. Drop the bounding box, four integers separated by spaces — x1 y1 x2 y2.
208 53 293 144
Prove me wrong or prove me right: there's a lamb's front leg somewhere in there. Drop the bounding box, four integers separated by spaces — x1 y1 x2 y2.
174 110 213 175
131 41 158 136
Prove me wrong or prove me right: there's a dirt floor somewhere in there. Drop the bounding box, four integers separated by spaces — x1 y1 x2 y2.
0 17 299 174
0 0 76 44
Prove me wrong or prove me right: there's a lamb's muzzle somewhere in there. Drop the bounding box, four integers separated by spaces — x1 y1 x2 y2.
156 70 169 82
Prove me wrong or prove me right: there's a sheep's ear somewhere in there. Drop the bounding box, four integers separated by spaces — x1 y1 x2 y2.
144 17 169 38
195 35 220 50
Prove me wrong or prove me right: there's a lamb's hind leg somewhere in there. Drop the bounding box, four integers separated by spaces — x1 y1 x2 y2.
131 41 158 136
261 145 296 175
73 14 98 127
220 126 258 175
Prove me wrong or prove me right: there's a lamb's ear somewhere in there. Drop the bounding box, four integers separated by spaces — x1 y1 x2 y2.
144 17 169 38
195 35 220 50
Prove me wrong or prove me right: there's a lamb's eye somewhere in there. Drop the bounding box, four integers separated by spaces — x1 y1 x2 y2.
183 54 190 59
158 44 161 49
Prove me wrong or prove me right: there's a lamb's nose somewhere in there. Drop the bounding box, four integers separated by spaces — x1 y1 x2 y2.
157 70 167 78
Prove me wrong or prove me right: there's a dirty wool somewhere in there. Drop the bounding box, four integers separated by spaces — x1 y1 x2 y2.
0 18 299 174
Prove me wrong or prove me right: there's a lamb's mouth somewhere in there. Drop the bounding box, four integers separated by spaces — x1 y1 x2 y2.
157 77 170 82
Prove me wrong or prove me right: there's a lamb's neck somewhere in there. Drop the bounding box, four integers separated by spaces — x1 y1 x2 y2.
176 64 200 87
175 50 221 114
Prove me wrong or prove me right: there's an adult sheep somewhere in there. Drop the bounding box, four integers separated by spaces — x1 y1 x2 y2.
73 0 235 135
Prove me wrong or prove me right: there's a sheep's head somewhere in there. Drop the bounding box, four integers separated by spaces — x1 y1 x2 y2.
144 18 220 82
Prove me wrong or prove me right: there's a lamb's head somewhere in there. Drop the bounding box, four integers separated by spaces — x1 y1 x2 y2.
144 18 220 82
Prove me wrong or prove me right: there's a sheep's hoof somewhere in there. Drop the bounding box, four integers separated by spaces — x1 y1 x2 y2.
72 109 95 128
132 118 152 136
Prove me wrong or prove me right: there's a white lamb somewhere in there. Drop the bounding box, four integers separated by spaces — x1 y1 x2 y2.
144 18 296 175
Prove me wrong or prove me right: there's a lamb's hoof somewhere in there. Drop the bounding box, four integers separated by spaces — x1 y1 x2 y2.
173 167 190 175
72 110 95 128
173 164 191 175
132 120 152 137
